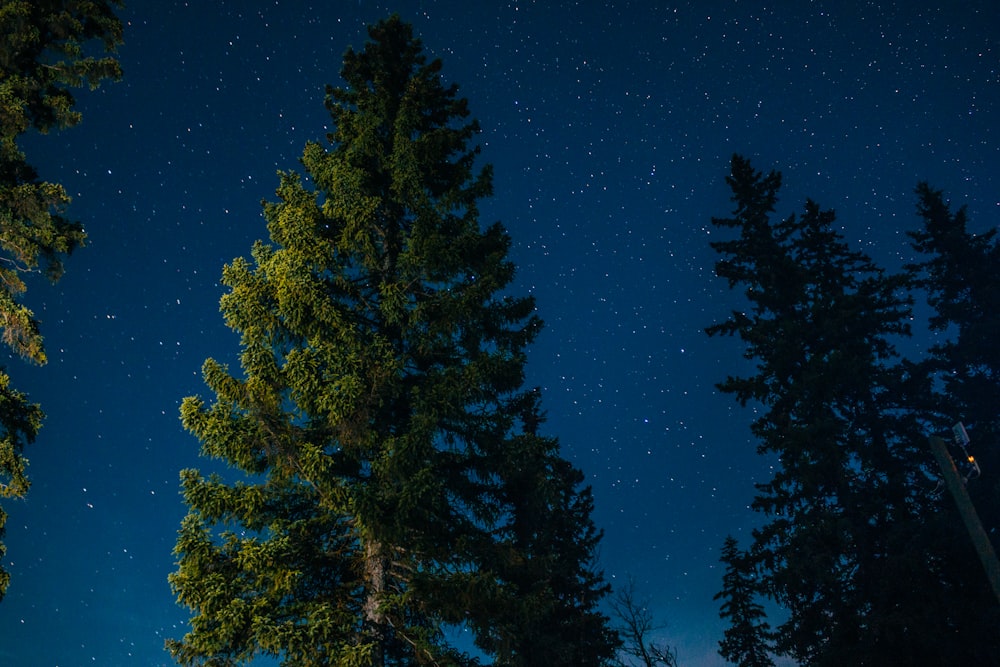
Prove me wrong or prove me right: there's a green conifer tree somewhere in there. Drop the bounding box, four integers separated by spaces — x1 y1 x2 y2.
0 0 122 600
168 16 616 666
714 536 773 667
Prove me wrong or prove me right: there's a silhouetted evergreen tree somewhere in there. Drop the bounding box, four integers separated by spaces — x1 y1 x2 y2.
0 0 122 600
714 536 773 667
168 16 617 666
705 155 981 665
904 184 1000 652
908 183 1000 445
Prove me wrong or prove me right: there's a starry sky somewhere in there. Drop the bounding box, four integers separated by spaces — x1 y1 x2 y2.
0 1 997 665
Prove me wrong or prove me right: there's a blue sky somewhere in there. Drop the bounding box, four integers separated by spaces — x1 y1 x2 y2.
0 1 997 664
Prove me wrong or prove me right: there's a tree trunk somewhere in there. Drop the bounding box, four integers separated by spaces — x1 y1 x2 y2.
363 539 389 667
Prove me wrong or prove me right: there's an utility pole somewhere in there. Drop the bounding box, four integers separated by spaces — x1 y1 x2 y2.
928 435 1000 606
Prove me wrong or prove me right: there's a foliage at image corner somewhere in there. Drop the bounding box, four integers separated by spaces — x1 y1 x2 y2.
0 0 123 601
708 153 1000 665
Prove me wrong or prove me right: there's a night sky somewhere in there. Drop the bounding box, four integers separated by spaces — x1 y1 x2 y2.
1 1 998 665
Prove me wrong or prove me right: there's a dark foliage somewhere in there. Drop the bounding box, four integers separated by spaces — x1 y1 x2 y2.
707 155 1000 665
714 536 773 667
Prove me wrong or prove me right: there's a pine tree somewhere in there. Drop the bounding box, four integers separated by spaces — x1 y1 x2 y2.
168 16 617 666
706 155 953 665
0 0 122 600
714 536 772 667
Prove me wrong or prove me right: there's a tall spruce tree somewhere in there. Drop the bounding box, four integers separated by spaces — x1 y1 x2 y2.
908 183 1000 446
168 16 617 666
705 155 968 665
905 184 1000 653
0 0 122 599
714 536 773 667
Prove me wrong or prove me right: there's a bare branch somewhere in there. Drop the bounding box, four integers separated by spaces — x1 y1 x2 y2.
610 577 678 667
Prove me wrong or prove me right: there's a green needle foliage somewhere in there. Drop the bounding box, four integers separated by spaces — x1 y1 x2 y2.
0 0 123 360
0 0 122 600
169 16 617 666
